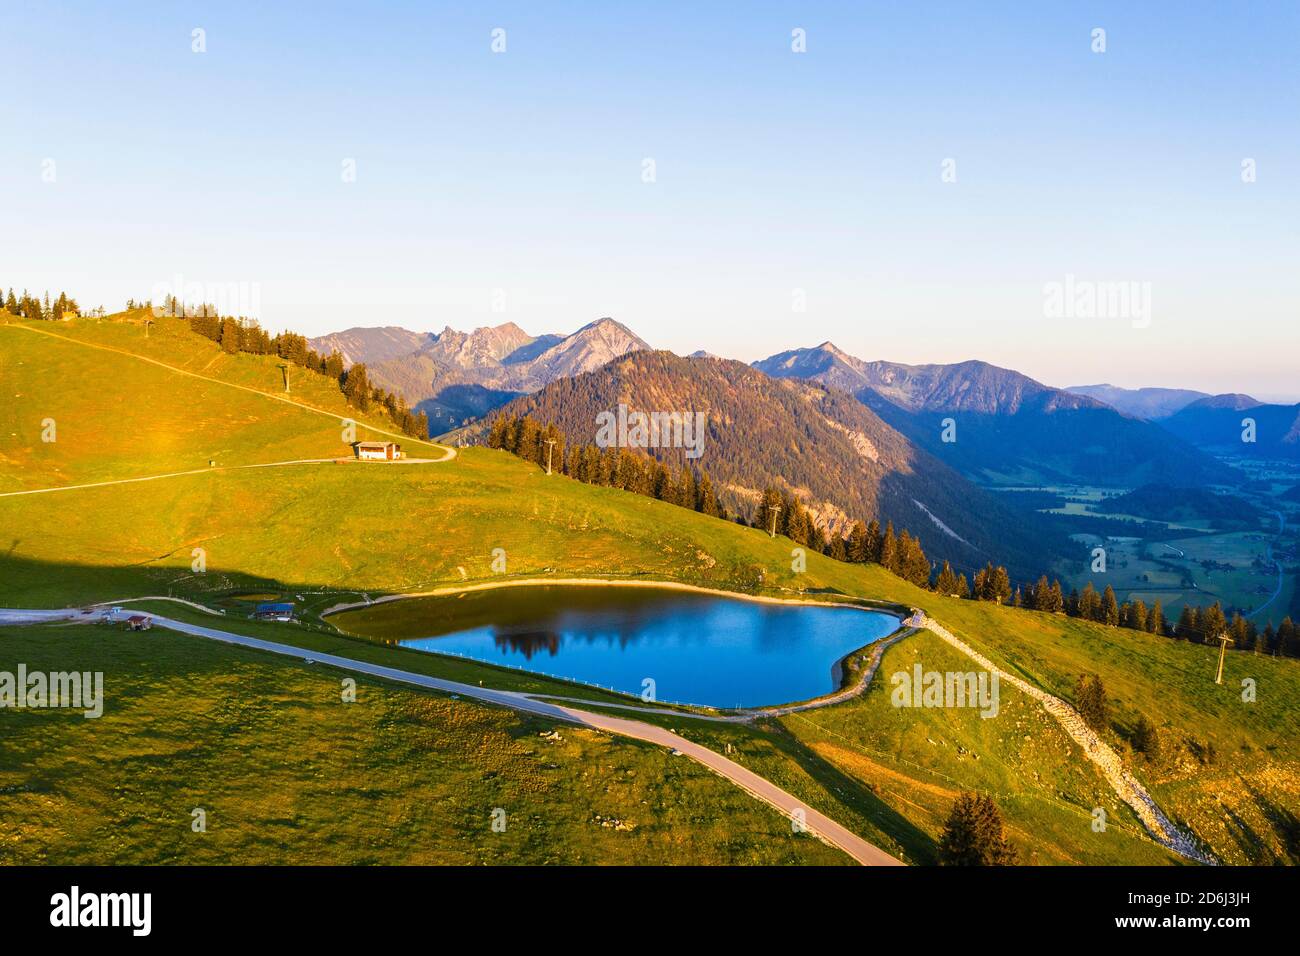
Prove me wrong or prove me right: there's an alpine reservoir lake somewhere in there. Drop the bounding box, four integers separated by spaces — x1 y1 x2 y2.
336 585 901 708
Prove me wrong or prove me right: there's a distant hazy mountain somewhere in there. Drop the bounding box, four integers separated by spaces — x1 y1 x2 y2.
307 326 433 368
1160 396 1300 460
459 351 1072 580
753 343 1232 488
420 321 540 370
1181 393 1263 411
1065 383 1212 420
310 318 650 430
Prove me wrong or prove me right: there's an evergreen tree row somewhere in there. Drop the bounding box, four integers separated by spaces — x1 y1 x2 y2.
488 414 726 518
488 413 935 583
2 288 80 321
183 311 428 440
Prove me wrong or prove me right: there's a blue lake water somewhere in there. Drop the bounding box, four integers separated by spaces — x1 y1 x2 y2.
352 586 901 708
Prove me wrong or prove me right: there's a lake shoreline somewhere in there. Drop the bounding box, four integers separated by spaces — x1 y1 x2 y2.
326 578 914 711
322 575 911 622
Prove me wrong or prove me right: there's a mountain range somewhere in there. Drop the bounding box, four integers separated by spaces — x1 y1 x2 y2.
309 318 650 428
1063 385 1300 461
1064 384 1213 420
304 318 1280 555
1160 395 1300 460
753 344 1232 488
452 350 1074 580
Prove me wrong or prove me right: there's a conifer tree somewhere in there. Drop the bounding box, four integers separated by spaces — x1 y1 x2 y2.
879 522 898 574
847 521 870 563
1032 575 1053 612
865 519 882 562
991 566 1012 605
935 561 959 596
1132 715 1161 763
938 793 1018 866
1147 600 1163 636
1074 674 1109 732
828 534 847 562
1279 617 1298 658
696 471 720 516
342 363 370 411
1199 602 1228 645
1100 585 1120 626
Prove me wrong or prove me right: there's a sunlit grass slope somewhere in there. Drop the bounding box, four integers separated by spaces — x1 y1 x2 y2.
0 312 441 492
0 622 845 865
2 315 1297 863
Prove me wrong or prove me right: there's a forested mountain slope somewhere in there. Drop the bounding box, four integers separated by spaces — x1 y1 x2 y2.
459 351 1073 580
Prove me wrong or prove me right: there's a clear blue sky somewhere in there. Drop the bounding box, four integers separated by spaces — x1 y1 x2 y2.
3 1 1297 399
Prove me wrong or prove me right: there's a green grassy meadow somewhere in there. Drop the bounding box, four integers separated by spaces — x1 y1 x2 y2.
2 314 1298 864
0 621 846 865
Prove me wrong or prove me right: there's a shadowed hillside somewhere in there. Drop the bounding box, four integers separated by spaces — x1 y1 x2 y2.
454 351 1075 581
755 344 1234 488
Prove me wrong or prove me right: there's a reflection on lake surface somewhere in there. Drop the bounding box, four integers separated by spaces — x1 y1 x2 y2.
340 585 900 707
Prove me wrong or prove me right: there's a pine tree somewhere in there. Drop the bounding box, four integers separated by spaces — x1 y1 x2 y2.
1032 575 1053 612
1199 602 1228 645
581 446 600 484
1148 600 1164 636
865 519 882 562
1124 598 1148 632
324 351 345 382
828 534 847 562
847 521 870 563
1132 715 1161 763
1048 580 1065 614
1230 612 1252 652
879 522 898 574
935 561 959 596
1074 674 1109 732
902 533 930 587
1077 582 1101 621
219 317 241 354
696 471 720 516
1261 623 1277 656
1279 617 1298 658
938 793 1018 866
1100 585 1120 626
991 566 1012 605
341 363 370 411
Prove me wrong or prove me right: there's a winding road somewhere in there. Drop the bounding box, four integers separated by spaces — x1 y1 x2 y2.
1 323 457 500
0 455 453 499
4 599 1211 864
2 605 903 866
1248 509 1288 621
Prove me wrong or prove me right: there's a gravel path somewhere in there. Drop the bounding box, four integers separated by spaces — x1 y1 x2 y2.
918 615 1214 864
